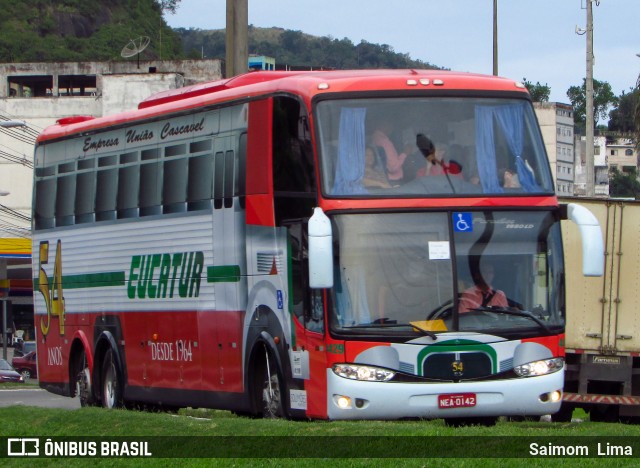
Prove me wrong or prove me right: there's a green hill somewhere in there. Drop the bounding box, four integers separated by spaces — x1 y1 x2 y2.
0 0 182 62
0 0 439 71
176 25 441 70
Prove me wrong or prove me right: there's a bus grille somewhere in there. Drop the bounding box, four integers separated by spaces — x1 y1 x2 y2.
422 352 492 380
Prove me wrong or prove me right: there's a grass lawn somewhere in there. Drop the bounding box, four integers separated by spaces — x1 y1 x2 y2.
1 405 639 466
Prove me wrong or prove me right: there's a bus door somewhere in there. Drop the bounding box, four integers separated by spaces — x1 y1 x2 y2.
286 220 327 417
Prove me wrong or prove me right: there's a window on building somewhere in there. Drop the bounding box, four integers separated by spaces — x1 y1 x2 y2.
58 75 97 96
8 75 53 97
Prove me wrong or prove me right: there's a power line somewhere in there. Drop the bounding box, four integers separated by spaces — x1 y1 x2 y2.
0 204 31 222
0 127 37 145
0 223 30 239
0 149 33 168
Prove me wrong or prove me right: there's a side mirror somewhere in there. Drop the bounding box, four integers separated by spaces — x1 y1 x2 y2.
566 203 604 277
308 207 333 288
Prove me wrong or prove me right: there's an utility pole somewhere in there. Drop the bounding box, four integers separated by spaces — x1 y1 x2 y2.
225 0 248 78
493 0 498 76
585 0 595 196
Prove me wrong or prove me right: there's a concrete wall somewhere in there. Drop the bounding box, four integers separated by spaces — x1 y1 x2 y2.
0 60 222 98
102 73 184 115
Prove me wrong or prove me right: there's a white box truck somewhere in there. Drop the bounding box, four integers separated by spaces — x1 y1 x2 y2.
558 197 640 422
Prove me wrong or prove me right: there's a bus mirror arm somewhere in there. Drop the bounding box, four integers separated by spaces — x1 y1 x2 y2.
308 207 334 288
565 203 604 277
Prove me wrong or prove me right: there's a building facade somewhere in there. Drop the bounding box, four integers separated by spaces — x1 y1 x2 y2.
533 102 576 195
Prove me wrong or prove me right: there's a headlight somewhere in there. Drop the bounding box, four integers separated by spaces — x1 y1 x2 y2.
514 357 564 377
332 363 395 382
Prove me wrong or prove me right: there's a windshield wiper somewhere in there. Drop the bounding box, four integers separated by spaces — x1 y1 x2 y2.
343 323 438 340
467 307 552 334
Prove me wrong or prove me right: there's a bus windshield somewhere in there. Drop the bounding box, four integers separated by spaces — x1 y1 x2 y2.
329 211 564 339
316 97 554 197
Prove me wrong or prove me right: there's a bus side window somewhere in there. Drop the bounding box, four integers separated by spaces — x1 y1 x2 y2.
35 165 56 230
188 155 213 210
116 152 139 219
213 151 224 210
140 148 161 216
188 140 213 211
55 161 76 227
163 144 188 214
96 155 118 221
223 150 234 209
236 133 247 209
75 158 96 224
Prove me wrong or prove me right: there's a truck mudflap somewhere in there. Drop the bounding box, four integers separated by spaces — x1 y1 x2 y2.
563 392 640 406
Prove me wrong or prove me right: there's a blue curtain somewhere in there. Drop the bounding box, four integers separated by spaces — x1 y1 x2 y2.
475 103 541 193
475 106 503 193
493 103 541 192
331 107 367 195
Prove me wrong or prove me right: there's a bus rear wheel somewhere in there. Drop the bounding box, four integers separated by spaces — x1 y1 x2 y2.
101 349 122 409
74 350 96 407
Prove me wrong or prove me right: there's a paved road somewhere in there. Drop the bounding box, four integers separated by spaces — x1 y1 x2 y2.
0 387 81 410
1 346 82 409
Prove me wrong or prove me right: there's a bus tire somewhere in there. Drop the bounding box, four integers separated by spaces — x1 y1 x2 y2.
101 349 123 409
255 344 284 418
75 350 96 407
550 403 574 422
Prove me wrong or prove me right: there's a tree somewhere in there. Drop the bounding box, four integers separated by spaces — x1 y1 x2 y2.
566 78 618 130
159 0 181 15
522 78 550 102
608 88 638 134
609 167 640 199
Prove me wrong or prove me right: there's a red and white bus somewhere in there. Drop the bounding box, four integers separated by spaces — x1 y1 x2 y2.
33 70 603 423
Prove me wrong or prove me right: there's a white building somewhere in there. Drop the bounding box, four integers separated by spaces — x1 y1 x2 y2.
607 139 638 174
533 102 576 196
574 135 609 196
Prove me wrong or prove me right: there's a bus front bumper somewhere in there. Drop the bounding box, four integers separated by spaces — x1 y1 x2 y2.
326 368 564 420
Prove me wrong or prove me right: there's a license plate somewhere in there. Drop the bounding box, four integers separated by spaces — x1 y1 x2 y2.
438 393 476 409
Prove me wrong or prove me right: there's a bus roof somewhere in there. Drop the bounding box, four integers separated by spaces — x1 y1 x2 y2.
36 69 529 144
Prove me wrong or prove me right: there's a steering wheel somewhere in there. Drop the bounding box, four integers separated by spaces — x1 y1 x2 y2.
426 300 453 321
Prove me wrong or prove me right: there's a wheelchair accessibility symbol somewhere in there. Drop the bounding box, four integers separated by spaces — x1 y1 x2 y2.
453 212 473 232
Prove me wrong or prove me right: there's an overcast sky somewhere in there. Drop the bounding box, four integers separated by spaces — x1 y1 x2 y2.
165 0 639 104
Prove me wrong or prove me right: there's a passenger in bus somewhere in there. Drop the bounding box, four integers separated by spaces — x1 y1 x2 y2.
500 168 521 188
451 144 479 184
458 263 508 312
371 119 412 185
415 134 463 178
363 146 391 189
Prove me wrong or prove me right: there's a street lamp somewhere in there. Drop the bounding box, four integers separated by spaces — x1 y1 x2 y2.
0 120 26 128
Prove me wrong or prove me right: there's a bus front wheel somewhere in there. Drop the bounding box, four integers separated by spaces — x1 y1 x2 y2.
101 349 122 409
256 345 284 418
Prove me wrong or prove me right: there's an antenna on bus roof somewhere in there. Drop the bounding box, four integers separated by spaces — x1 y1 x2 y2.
121 36 150 69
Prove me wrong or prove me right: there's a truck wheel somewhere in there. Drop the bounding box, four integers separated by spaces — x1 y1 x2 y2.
590 404 619 422
101 349 122 409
